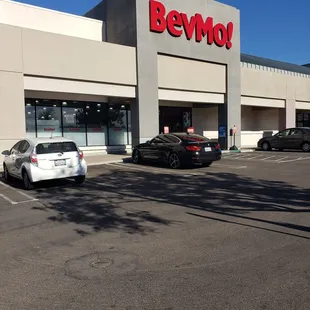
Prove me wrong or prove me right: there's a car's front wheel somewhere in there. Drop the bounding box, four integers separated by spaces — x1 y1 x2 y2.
22 170 34 190
261 141 270 151
132 149 141 164
3 164 11 182
74 175 85 185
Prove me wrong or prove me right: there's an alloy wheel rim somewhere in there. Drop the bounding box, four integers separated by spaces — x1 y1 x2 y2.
169 154 179 168
263 143 268 150
303 143 310 152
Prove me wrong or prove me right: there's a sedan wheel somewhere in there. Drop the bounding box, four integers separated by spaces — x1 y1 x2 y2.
168 153 181 169
132 149 141 164
262 142 270 151
302 142 310 152
23 171 34 190
3 165 11 182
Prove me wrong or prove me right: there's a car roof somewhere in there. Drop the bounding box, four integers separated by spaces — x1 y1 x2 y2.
25 137 75 145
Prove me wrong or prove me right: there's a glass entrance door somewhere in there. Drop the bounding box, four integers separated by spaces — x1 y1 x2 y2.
159 106 192 133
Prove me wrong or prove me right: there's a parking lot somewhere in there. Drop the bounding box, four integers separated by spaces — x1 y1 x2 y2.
0 151 309 309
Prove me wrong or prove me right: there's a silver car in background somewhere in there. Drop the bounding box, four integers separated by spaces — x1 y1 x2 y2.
2 137 87 190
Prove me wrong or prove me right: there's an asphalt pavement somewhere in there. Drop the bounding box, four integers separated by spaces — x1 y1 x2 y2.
0 150 309 309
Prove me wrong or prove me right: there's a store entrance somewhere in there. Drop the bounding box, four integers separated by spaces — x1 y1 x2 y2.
159 106 192 133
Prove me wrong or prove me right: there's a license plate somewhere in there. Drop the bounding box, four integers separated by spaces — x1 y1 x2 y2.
54 159 66 166
204 147 212 152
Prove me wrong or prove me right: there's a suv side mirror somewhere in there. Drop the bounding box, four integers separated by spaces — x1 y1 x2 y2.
1 150 10 156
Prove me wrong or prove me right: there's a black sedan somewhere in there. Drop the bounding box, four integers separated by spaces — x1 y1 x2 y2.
132 133 222 169
257 127 310 152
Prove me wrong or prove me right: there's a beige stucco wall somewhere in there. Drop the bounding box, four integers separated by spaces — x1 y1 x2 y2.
241 65 310 103
0 0 103 41
22 28 136 85
158 55 226 94
0 22 137 156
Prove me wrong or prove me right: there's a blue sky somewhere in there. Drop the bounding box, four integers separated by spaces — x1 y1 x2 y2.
15 0 309 65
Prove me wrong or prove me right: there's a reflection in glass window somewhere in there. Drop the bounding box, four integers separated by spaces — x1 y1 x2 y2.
296 112 310 127
62 102 86 147
25 101 36 138
86 103 108 146
36 100 62 138
108 104 128 145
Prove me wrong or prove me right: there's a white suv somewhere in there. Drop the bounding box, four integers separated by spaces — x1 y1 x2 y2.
2 137 87 190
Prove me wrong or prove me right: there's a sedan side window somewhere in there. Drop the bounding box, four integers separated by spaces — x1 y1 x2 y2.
290 129 302 136
162 134 181 144
276 129 290 137
18 141 30 154
151 137 164 144
10 141 22 154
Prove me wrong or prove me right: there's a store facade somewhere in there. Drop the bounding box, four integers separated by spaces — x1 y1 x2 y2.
0 0 310 156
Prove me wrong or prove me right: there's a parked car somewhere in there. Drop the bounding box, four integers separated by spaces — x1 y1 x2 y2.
257 127 310 152
132 133 222 169
2 137 87 190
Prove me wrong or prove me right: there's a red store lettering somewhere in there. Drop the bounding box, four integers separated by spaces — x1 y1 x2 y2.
149 0 233 49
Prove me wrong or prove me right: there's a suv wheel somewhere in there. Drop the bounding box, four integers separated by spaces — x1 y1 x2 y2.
301 142 310 152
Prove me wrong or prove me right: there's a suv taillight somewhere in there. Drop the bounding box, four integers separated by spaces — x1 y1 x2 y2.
186 145 201 151
30 152 38 166
79 150 84 160
215 143 220 150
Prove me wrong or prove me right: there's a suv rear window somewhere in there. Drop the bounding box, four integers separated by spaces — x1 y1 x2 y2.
36 142 78 154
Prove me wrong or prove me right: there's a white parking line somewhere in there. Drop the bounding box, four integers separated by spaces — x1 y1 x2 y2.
212 163 247 169
277 156 310 163
274 156 288 162
246 155 265 160
0 181 39 205
108 162 247 172
261 156 276 161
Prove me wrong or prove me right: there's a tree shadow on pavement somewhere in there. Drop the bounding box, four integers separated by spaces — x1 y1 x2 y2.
31 166 310 238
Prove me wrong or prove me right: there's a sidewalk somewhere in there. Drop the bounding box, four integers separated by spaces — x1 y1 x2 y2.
84 153 131 167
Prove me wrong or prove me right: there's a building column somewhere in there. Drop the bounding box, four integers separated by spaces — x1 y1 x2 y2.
279 99 296 130
218 61 241 150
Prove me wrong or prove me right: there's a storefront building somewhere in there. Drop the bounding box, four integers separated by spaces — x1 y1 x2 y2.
0 0 310 155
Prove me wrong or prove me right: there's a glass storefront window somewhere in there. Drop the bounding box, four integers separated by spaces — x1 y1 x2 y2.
25 101 36 138
86 103 108 146
36 100 62 138
62 102 87 147
25 99 132 147
108 104 129 145
296 111 310 127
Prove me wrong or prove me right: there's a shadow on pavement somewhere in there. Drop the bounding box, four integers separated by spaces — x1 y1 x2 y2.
25 165 310 238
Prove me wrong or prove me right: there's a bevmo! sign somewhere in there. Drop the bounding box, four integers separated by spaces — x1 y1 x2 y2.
149 0 234 49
